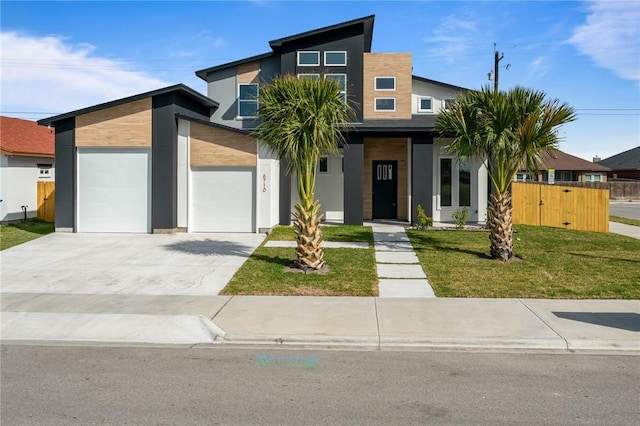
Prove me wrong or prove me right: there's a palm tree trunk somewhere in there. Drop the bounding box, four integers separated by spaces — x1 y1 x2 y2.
292 200 325 270
488 192 513 261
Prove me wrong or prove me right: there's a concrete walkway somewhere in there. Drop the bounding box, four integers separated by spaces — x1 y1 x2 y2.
370 222 436 298
609 221 640 240
2 295 638 353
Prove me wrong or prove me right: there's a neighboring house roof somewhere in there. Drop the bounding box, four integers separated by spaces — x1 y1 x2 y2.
598 146 640 171
38 84 218 126
0 116 54 157
532 150 611 172
412 75 469 92
195 15 376 81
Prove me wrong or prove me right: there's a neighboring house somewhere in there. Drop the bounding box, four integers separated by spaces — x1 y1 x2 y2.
597 146 640 181
0 116 55 223
515 150 611 184
39 15 488 234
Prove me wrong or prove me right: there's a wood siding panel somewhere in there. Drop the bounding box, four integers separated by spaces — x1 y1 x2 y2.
37 181 55 222
363 53 412 120
76 99 152 147
190 122 256 167
237 61 260 84
363 138 408 220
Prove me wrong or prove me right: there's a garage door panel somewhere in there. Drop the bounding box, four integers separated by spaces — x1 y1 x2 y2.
190 167 255 233
78 149 150 233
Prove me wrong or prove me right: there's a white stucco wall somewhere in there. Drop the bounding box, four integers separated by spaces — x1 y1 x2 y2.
290 152 344 223
411 80 460 115
0 155 55 222
432 138 487 224
257 142 280 231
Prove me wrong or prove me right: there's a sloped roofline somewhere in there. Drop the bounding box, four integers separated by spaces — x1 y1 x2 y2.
412 75 469 92
195 15 375 81
598 146 640 170
269 14 375 51
38 84 218 126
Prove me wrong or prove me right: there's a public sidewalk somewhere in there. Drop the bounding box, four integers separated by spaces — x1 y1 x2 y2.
2 295 638 353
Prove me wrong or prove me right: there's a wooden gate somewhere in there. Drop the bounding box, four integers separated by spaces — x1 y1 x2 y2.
512 182 609 232
37 181 55 222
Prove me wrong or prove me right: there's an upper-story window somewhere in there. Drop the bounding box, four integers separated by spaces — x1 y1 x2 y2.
297 51 320 66
418 97 434 113
375 77 396 91
298 73 320 81
318 156 329 173
324 51 347 66
325 74 347 103
375 98 396 112
238 83 258 118
443 98 456 109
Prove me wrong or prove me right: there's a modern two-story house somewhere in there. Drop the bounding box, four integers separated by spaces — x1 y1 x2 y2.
39 15 487 233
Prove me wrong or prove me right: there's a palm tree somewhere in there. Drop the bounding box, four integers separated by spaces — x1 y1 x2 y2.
436 86 576 261
254 75 354 270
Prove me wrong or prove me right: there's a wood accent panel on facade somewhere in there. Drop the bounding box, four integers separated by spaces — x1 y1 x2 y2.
363 53 412 120
512 182 609 233
37 181 55 222
237 61 260 84
75 98 152 147
190 122 256 167
363 137 409 220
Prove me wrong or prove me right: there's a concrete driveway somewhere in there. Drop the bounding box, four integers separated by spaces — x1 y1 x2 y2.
1 232 265 296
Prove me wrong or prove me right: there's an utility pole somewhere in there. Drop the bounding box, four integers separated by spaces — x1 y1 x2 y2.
494 44 503 93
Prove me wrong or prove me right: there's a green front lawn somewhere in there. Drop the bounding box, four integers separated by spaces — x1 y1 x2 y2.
407 225 640 299
610 215 640 227
222 225 377 296
1 219 54 250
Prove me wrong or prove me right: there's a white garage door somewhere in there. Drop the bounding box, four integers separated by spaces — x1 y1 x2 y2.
77 148 151 233
190 167 255 232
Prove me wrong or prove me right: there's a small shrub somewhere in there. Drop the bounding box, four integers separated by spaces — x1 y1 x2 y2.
452 206 469 229
416 204 433 230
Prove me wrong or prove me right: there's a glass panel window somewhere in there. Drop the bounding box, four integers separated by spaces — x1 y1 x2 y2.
324 51 347 66
375 77 395 90
318 156 329 173
594 174 601 182
440 158 452 207
459 161 471 207
298 74 320 81
418 97 433 113
374 98 395 111
325 73 347 103
238 83 258 118
297 51 320 66
444 98 456 109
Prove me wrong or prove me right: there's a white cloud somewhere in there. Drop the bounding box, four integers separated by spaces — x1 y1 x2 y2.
0 32 170 117
527 56 550 80
569 1 640 81
423 17 478 62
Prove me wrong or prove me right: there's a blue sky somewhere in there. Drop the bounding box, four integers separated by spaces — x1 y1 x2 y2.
1 0 638 161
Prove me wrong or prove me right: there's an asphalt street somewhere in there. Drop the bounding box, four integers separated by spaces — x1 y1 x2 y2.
2 345 638 425
610 201 640 220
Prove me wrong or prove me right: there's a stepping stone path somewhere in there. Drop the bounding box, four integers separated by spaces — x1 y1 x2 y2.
370 223 436 298
264 224 436 297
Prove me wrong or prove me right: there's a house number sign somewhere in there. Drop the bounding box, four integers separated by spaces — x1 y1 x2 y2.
262 174 267 192
376 164 393 181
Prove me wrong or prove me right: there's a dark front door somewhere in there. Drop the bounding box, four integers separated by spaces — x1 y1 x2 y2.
372 160 397 219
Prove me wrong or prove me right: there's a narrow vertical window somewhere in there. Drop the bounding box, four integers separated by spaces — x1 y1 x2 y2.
459 161 471 207
440 158 452 207
238 83 258 118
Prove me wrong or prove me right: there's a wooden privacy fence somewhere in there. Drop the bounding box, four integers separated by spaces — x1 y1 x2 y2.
512 182 609 233
37 181 55 222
